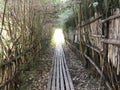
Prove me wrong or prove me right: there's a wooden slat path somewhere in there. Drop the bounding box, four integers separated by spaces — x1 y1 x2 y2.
47 44 74 90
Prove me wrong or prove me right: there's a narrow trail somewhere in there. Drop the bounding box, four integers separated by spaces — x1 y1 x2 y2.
18 44 104 90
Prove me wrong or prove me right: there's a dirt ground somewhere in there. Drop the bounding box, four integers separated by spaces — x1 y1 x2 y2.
64 45 105 90
31 47 54 90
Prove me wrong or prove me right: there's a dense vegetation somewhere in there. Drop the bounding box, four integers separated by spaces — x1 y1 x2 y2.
0 0 57 89
64 0 120 90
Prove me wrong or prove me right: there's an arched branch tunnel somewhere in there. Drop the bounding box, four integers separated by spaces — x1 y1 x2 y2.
0 0 120 90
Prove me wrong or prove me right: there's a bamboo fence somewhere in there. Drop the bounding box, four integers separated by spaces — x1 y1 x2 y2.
65 0 120 90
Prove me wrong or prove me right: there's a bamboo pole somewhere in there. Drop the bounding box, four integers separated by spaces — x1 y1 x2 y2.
101 39 120 46
84 54 113 90
102 14 120 23
80 15 102 27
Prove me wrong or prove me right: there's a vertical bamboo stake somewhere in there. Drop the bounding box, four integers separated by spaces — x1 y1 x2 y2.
78 3 86 66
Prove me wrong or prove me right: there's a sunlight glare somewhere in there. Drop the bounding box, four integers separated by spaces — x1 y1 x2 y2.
53 28 65 45
61 0 67 2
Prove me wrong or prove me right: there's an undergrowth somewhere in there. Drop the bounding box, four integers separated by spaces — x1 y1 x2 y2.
17 40 51 90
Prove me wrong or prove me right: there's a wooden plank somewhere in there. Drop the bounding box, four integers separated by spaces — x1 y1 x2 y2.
56 51 60 90
62 50 75 90
60 57 65 90
47 49 57 90
51 51 57 90
61 49 71 90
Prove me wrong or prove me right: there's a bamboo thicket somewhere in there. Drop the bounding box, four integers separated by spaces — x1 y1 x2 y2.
0 0 56 90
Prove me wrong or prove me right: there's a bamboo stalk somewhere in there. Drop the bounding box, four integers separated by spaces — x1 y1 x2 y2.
0 0 8 34
0 70 19 89
80 15 102 27
85 44 102 54
0 0 63 89
84 54 113 90
82 34 105 38
102 14 120 23
101 39 120 46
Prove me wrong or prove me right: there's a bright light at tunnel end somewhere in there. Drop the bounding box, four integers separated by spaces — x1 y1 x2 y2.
61 0 67 2
53 28 65 45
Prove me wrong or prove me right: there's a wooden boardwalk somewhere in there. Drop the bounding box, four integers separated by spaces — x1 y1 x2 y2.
47 44 74 90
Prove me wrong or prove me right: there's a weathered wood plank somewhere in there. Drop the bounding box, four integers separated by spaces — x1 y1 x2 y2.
56 51 60 90
47 45 74 90
62 50 75 90
47 49 57 90
60 57 65 90
51 51 57 90
61 53 70 90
